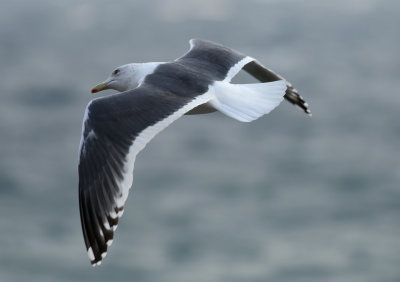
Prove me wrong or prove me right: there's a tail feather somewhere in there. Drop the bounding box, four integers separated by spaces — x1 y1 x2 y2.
243 60 311 116
210 80 286 122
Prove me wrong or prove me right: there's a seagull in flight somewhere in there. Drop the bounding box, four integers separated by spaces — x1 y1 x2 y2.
78 39 311 266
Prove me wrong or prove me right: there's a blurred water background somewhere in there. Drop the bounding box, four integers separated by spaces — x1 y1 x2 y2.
1 0 399 281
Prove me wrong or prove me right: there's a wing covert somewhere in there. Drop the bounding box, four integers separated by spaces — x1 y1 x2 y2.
177 39 253 82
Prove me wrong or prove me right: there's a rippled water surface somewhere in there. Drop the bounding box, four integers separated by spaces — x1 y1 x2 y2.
1 1 399 281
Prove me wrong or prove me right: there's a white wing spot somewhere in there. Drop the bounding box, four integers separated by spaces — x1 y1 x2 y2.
117 209 124 218
109 210 118 219
87 247 95 260
104 220 112 231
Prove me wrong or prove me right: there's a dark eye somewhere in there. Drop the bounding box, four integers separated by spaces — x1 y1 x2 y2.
113 69 120 75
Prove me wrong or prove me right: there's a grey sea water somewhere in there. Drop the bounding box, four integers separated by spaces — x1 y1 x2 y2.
1 0 399 281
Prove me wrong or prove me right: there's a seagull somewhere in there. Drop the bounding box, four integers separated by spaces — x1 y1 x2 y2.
79 39 311 266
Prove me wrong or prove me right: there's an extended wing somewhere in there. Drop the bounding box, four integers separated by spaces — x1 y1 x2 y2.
78 85 212 265
179 39 311 115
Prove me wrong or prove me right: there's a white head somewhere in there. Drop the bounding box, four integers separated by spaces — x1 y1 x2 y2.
91 63 143 94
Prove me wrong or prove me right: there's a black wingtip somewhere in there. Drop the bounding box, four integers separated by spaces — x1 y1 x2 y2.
90 251 107 267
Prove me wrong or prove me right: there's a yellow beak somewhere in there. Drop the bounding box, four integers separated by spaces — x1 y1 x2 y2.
91 82 108 94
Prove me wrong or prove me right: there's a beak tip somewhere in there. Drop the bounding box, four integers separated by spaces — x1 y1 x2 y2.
91 82 108 94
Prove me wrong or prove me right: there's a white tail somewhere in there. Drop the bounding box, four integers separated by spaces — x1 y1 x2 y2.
209 80 286 122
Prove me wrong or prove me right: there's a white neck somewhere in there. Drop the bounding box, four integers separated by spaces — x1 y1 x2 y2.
133 62 164 87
